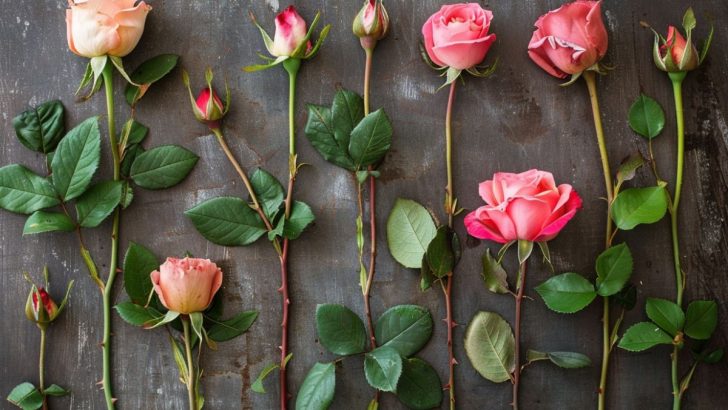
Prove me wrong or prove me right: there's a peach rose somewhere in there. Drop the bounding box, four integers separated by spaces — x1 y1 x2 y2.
527 1 607 78
464 170 582 243
66 0 151 58
151 257 223 314
422 3 496 70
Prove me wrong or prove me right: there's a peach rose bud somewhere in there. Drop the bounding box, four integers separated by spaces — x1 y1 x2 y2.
151 257 223 315
66 0 152 58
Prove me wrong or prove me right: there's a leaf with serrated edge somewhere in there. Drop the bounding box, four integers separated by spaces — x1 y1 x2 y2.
375 305 433 357
612 186 669 230
130 145 198 190
464 311 515 383
646 298 685 336
7 382 44 410
295 362 336 410
315 304 366 356
0 165 59 214
13 100 65 153
395 358 443 410
186 197 266 246
684 300 718 340
23 211 75 235
595 243 633 297
535 272 597 314
75 181 123 228
207 311 258 342
348 109 393 169
618 322 673 352
51 117 101 201
481 249 509 294
364 346 403 392
386 198 437 269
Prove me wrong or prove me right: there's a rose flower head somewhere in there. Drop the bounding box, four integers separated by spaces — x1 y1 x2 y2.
151 257 223 315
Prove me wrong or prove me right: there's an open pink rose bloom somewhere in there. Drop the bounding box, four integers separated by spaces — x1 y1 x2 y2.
527 0 607 78
422 3 496 70
151 257 223 315
464 169 582 243
66 0 151 58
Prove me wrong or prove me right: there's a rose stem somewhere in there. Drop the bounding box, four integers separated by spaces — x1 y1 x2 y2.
279 58 302 410
442 80 457 410
101 62 121 410
668 70 687 410
182 318 197 410
39 327 47 410
584 70 616 410
512 259 528 410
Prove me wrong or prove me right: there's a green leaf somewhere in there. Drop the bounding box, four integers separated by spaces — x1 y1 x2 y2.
120 182 134 209
481 248 510 294
616 153 645 186
546 351 592 368
130 145 199 189
613 283 637 311
364 346 403 392
628 94 665 139
125 54 179 105
395 358 442 410
701 348 723 364
375 305 433 358
12 100 65 153
121 144 144 177
304 104 356 170
464 311 515 383
278 201 315 240
51 117 101 201
348 109 392 169
331 89 364 154
186 197 266 246
123 119 149 146
251 354 291 394
6 382 43 410
22 211 75 235
250 168 284 219
123 242 159 305
74 181 123 228
315 304 367 356
386 198 437 269
419 253 436 292
0 164 59 214
618 322 674 352
42 384 69 397
595 243 633 296
114 302 163 327
612 186 669 230
295 362 336 410
684 300 718 340
646 298 685 337
535 272 597 314
425 226 456 278
207 311 259 342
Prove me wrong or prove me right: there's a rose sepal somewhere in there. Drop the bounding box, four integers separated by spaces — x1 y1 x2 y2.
23 268 74 330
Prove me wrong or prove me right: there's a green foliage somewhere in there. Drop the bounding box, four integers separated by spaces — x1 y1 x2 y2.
618 322 674 352
123 242 159 305
186 197 266 246
481 248 510 294
304 104 356 170
348 109 392 169
364 346 403 392
0 165 59 214
395 358 442 409
684 300 718 340
375 305 433 358
315 304 367 356
464 311 515 383
114 302 163 327
612 186 669 230
12 100 65 153
386 198 437 269
526 350 592 369
22 211 75 235
295 362 336 410
535 272 597 313
125 54 179 105
250 168 285 219
206 311 258 342
628 94 665 139
130 145 198 189
595 243 633 296
424 226 457 278
75 181 123 228
646 298 685 337
6 382 44 410
51 117 101 201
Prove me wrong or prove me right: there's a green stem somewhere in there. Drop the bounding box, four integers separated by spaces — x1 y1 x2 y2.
668 70 687 410
512 259 528 410
101 62 120 410
363 49 372 117
39 327 47 410
584 71 616 410
182 319 196 410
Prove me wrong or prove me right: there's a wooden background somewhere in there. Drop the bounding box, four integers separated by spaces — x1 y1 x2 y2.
1 0 726 408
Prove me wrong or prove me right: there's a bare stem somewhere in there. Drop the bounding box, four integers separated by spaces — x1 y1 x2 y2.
182 319 196 410
512 260 527 410
440 277 456 410
39 327 47 410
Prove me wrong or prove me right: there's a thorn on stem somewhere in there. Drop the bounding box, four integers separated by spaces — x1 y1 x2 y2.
452 358 459 365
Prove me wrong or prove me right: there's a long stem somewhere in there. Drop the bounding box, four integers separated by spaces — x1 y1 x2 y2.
101 62 120 410
182 319 196 410
584 71 616 410
442 80 457 410
668 71 687 410
512 260 527 410
39 327 47 410
278 58 301 410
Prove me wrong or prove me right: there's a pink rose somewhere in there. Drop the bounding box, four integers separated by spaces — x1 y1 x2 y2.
464 170 582 243
270 5 310 57
151 257 223 315
527 1 608 78
422 3 496 70
66 0 151 58
655 25 699 72
194 89 225 122
353 0 389 43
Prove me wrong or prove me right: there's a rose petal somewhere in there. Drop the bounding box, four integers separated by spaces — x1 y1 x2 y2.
465 209 508 243
107 1 151 57
432 32 495 69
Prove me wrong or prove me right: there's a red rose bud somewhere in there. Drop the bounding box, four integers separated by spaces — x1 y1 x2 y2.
353 0 389 50
25 286 59 329
183 68 230 131
654 25 699 72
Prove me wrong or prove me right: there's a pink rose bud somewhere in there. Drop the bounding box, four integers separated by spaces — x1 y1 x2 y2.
66 0 152 58
422 3 496 70
464 169 582 244
527 1 608 78
353 0 390 50
655 25 699 72
25 286 59 329
271 5 311 57
150 257 223 315
183 69 230 131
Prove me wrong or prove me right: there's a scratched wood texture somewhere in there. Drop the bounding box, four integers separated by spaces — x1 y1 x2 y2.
1 0 727 409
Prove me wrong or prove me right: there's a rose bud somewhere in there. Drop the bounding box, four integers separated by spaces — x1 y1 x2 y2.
527 1 608 79
464 169 582 244
150 257 223 315
422 3 496 71
25 286 58 329
353 0 390 51
183 69 230 131
270 5 311 57
653 22 702 72
66 0 152 58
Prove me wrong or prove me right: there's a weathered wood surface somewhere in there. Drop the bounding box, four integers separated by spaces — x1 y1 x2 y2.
1 0 727 409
